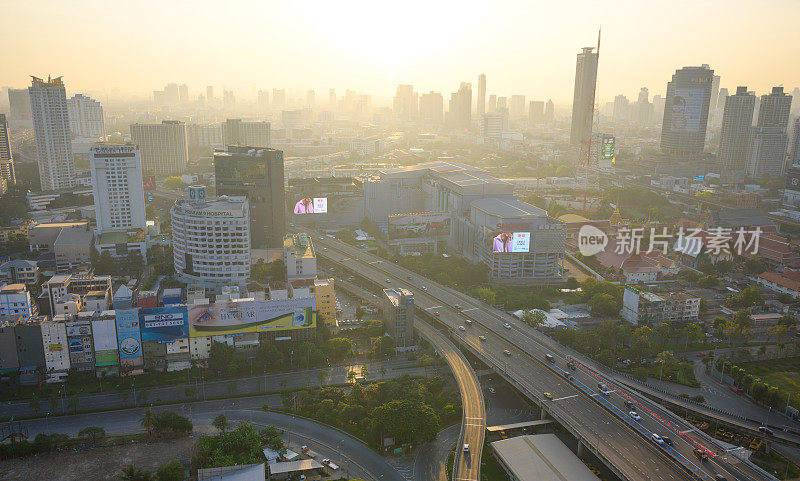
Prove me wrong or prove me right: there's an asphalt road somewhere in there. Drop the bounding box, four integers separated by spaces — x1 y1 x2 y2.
335 279 486 481
1 359 427 420
13 397 403 481
312 231 733 481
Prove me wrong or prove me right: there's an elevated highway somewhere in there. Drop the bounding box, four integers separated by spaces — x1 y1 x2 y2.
314 231 773 481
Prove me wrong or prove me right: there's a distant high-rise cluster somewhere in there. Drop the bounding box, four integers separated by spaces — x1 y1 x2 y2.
747 87 792 177
719 86 756 179
0 113 15 195
447 82 472 129
130 120 188 176
67 94 105 139
29 75 75 191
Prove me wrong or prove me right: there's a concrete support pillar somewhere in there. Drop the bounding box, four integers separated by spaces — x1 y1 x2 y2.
539 405 547 420
577 439 585 458
764 442 770 454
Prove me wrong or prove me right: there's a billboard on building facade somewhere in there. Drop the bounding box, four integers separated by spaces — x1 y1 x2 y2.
115 308 143 359
188 297 316 337
139 306 189 342
92 314 118 352
670 88 705 133
95 350 118 367
66 322 92 337
388 212 451 240
491 232 531 253
293 197 328 214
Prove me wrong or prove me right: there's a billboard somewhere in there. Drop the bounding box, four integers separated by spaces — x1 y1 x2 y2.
293 197 327 214
669 88 705 133
140 306 189 342
115 308 142 359
188 297 316 337
92 314 118 352
66 322 92 337
601 135 615 163
492 232 531 253
388 212 451 240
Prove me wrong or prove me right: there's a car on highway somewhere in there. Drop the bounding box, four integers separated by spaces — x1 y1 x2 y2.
629 411 641 420
563 371 572 379
545 354 555 363
598 383 613 395
386 278 391 283
465 319 473 325
544 392 553 400
693 448 708 461
463 443 470 452
503 322 512 329
651 433 664 445
478 335 487 341
625 400 634 410
662 436 672 446
422 286 428 291
459 325 466 331
503 349 511 356
488 387 496 394
759 426 774 436
407 275 413 280
714 475 727 480
455 304 461 310
434 311 440 316
696 352 707 357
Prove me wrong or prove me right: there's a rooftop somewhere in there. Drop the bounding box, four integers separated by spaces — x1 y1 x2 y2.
491 434 599 481
284 233 315 258
1 283 27 293
471 197 548 219
267 459 324 475
54 226 93 246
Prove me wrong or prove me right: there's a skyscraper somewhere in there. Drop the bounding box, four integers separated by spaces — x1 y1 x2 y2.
570 47 598 146
178 84 189 103
613 95 629 124
419 91 444 125
206 86 214 102
306 90 315 107
488 95 497 113
544 99 555 124
329 88 336 109
0 114 15 194
393 84 418 120
446 82 472 129
637 87 652 125
258 90 269 109
272 89 286 107
718 86 756 177
659 65 714 161
29 75 75 191
509 95 526 119
214 146 285 249
223 90 235 110
7 89 32 129
67 94 105 139
789 118 800 166
477 74 486 116
90 142 146 233
529 101 544 124
222 119 270 148
130 121 188 176
747 87 792 177
717 88 729 111
710 75 721 110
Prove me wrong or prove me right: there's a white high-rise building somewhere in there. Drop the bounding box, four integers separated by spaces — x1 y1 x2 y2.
130 121 188 176
68 94 105 139
90 142 146 233
29 75 75 191
171 185 251 287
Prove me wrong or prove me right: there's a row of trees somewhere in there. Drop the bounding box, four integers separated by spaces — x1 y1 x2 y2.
119 461 183 481
716 358 797 411
580 277 624 317
551 319 706 368
285 374 458 448
139 408 193 438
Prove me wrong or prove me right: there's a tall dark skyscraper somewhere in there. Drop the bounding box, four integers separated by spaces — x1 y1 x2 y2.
659 65 714 161
477 74 486 116
570 47 598 146
0 113 15 194
719 86 755 177
214 146 286 249
790 118 800 166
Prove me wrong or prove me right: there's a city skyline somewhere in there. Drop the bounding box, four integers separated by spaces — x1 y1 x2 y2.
2 0 800 105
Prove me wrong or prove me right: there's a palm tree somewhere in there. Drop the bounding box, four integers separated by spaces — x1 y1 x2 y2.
212 414 229 433
140 408 156 439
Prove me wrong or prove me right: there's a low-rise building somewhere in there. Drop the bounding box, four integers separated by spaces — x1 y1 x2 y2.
621 285 701 326
0 224 29 245
756 271 800 298
40 319 70 382
0 260 39 285
94 230 147 263
0 284 34 319
53 226 94 272
29 221 89 253
84 290 111 312
284 233 317 280
313 278 336 325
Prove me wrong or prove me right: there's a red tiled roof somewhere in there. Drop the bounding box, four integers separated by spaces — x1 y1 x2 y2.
759 272 800 292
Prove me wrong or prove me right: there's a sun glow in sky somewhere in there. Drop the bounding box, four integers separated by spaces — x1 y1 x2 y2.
1 0 799 104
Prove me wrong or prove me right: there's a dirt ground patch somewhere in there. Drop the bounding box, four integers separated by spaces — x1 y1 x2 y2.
0 437 197 481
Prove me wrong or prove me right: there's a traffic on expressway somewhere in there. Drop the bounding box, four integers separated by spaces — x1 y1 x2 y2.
311 230 774 481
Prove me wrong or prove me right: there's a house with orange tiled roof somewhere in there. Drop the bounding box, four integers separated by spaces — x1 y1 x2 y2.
756 271 800 299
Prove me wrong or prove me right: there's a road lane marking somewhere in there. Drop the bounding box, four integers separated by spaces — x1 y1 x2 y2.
461 307 478 312
425 305 443 310
553 394 579 401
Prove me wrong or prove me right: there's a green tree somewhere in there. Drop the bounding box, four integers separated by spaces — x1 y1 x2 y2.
522 309 547 328
317 370 328 385
163 176 184 190
347 370 356 382
78 426 106 445
212 414 229 433
370 399 440 445
378 366 387 379
360 364 369 378
475 286 497 305
327 337 353 361
155 460 184 481
683 323 704 349
589 293 618 317
355 305 366 321
141 408 157 438
120 464 153 481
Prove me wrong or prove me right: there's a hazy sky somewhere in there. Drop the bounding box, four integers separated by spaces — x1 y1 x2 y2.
2 0 799 105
